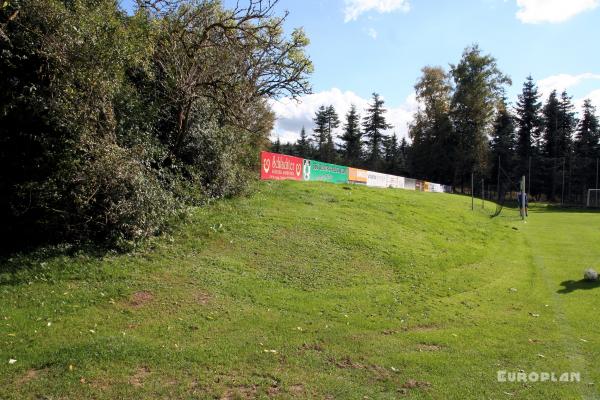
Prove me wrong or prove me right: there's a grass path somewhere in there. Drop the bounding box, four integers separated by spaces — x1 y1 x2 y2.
1 182 599 399
519 207 600 399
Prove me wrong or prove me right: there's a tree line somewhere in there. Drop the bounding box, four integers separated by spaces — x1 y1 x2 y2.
0 0 311 250
490 79 599 203
273 93 411 176
276 45 599 203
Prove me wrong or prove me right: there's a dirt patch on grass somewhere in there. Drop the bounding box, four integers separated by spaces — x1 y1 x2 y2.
266 385 280 397
129 291 154 308
300 342 324 352
331 355 365 369
416 343 443 352
288 384 304 395
220 385 258 399
17 368 46 384
129 366 151 387
196 291 213 305
383 324 440 335
330 356 390 379
402 323 439 332
397 379 432 395
402 379 431 389
90 377 113 390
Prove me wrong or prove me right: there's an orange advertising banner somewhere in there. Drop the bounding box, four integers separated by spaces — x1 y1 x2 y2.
348 167 368 183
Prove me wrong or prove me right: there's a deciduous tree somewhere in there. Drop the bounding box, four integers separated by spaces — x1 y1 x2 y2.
450 45 511 188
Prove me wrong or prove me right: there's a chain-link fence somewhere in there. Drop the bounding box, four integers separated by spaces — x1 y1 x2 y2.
520 156 600 206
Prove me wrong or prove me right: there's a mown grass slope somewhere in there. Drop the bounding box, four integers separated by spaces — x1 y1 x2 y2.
1 181 599 399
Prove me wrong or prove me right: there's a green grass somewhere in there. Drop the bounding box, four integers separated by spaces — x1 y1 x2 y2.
1 181 599 399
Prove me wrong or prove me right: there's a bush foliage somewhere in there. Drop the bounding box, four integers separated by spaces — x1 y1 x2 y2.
0 0 311 250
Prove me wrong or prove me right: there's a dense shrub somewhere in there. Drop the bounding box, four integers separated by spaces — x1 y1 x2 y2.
0 0 311 251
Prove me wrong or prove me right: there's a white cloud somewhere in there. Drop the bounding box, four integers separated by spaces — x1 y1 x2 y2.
516 0 598 23
269 88 417 144
343 0 410 22
535 73 600 112
537 73 600 99
576 89 600 111
366 27 378 39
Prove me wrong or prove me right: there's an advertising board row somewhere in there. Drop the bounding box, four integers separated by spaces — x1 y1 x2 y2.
260 151 452 193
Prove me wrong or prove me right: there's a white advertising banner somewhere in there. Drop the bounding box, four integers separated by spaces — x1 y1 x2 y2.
404 178 416 190
430 183 444 193
397 176 405 189
387 175 405 189
367 171 388 188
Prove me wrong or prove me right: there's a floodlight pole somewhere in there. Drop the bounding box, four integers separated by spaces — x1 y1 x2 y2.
528 156 531 195
497 156 500 202
561 158 565 206
520 175 526 221
471 172 474 211
481 178 485 209
594 158 598 189
588 157 598 205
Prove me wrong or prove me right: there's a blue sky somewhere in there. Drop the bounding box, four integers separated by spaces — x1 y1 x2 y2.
121 0 600 142
279 0 598 100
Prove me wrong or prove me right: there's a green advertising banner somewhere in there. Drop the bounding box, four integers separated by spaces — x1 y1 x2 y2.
303 159 348 183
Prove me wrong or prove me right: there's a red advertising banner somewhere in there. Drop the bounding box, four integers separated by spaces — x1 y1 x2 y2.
260 151 304 181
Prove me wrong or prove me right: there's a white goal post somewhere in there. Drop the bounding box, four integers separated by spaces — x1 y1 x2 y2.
587 189 600 208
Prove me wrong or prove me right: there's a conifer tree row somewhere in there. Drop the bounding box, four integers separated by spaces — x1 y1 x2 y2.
269 44 600 204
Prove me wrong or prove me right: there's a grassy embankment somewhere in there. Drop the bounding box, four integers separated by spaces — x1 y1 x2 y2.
1 181 599 399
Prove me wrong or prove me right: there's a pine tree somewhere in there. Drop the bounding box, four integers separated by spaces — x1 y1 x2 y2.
515 75 542 181
339 104 363 165
574 99 600 194
384 133 400 173
575 99 599 158
363 93 392 169
557 91 576 159
312 105 339 163
541 90 576 200
398 137 410 175
312 106 328 161
490 99 516 187
541 90 561 200
542 90 560 158
295 126 312 158
556 91 577 201
324 105 340 163
280 141 295 156
273 136 281 153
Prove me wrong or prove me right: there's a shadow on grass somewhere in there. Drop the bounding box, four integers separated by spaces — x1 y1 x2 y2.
0 243 113 286
530 204 600 214
557 279 600 294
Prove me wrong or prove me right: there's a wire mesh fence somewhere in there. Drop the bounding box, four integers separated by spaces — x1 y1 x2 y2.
451 156 600 217
518 156 600 206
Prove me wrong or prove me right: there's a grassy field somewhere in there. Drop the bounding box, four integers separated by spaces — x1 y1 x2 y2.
1 181 599 399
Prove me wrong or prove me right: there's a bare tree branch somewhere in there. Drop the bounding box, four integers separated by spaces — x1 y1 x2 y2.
154 0 312 153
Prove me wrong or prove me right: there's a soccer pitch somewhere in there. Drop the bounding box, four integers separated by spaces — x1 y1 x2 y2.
1 181 599 399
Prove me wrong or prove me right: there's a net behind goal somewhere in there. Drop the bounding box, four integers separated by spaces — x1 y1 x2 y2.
587 189 600 207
